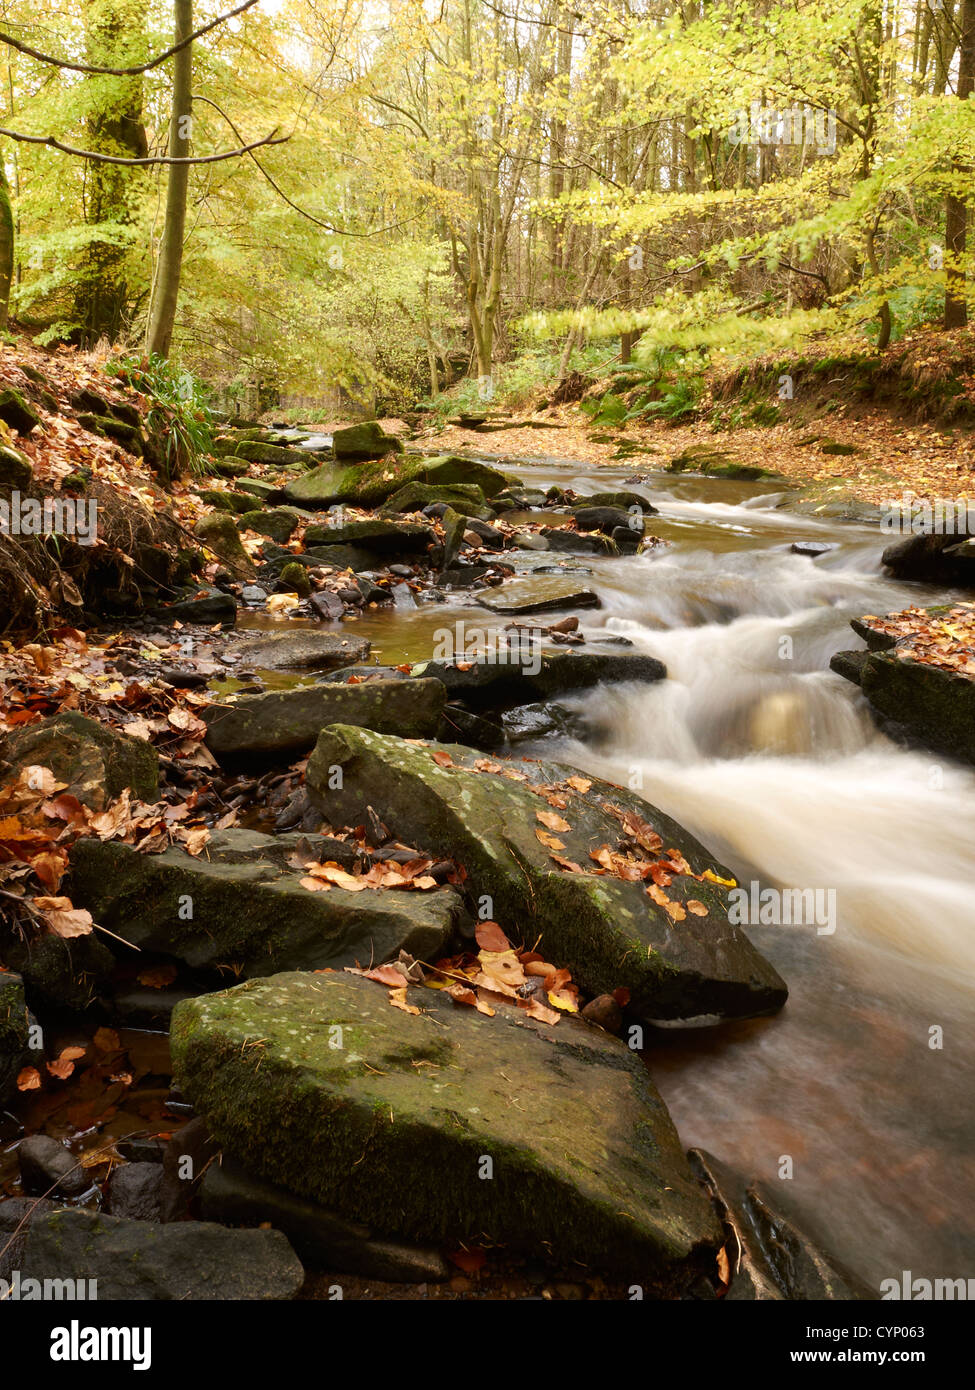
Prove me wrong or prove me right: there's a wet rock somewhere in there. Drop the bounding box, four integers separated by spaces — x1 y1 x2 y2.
201 1155 449 1282
69 829 465 977
0 444 33 491
231 629 370 672
573 506 635 534
0 972 29 1103
203 677 446 757
688 1150 871 1299
193 512 256 578
159 1116 220 1222
18 1208 304 1299
17 1134 90 1199
171 971 722 1287
509 530 550 551
501 701 581 742
303 518 433 553
333 421 404 460
308 589 345 622
881 530 975 586
283 453 511 509
160 584 237 626
476 577 601 615
584 490 657 512
0 1198 56 1281
412 651 665 707
828 649 870 685
305 727 788 1022
236 507 302 543
0 710 159 809
861 650 975 764
4 934 115 1013
301 544 382 573
105 1162 164 1221
440 506 467 569
380 481 489 518
540 527 618 556
437 704 505 750
791 540 835 558
580 994 623 1033
276 561 311 597
241 584 268 606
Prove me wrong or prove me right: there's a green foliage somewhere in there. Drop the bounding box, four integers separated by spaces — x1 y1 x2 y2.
106 353 214 478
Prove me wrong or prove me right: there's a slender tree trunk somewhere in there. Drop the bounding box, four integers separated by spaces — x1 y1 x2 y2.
146 0 192 358
945 0 975 329
0 163 13 329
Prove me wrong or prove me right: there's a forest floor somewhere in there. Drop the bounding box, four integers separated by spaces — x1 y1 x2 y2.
415 403 975 507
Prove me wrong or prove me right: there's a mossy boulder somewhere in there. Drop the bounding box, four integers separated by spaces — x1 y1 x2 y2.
77 412 144 455
283 454 513 509
4 934 115 1013
233 441 319 467
0 444 32 492
171 970 722 1287
440 507 467 570
198 489 255 515
237 507 302 543
0 711 159 809
203 677 446 758
69 830 464 976
0 387 41 435
305 727 787 1022
332 421 404 460
302 519 434 553
379 481 489 518
194 512 256 577
276 561 311 597
0 972 29 1103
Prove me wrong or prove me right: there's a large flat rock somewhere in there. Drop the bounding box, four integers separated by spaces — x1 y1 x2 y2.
203 677 446 758
477 577 601 614
69 829 464 976
14 1208 303 1300
411 651 666 706
171 970 722 1287
231 630 370 672
305 728 787 1021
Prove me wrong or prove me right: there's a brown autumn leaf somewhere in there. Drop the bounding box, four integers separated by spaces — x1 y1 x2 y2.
138 964 179 989
474 920 512 953
622 809 663 852
535 827 565 851
93 1027 121 1052
431 750 454 768
686 899 709 916
550 852 586 873
517 995 561 1026
536 809 571 833
388 985 421 1015
17 1066 42 1091
33 896 94 937
345 964 406 987
29 849 69 892
647 883 687 922
566 776 592 793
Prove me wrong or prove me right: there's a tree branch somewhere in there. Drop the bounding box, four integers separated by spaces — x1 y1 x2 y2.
0 126 287 165
0 0 262 76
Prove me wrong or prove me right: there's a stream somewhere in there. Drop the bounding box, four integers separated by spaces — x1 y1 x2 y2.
290 451 974 1292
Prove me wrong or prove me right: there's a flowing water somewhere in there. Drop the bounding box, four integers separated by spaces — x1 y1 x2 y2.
412 456 975 1291
254 450 975 1289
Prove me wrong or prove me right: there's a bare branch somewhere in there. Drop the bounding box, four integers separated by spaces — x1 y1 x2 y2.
0 125 287 165
0 0 262 77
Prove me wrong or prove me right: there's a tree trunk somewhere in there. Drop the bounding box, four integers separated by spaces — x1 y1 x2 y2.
945 0 975 329
146 0 193 359
74 0 147 346
0 163 13 330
